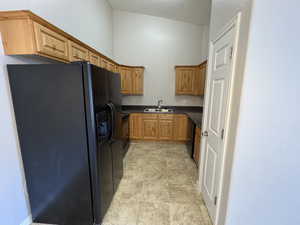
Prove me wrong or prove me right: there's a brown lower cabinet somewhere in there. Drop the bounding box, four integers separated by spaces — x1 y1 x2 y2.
130 113 143 139
142 114 159 140
193 127 202 166
129 113 192 142
158 114 174 141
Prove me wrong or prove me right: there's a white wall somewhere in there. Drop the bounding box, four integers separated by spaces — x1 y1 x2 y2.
0 1 113 225
0 0 113 58
113 10 207 106
225 0 300 224
200 25 210 62
0 44 56 225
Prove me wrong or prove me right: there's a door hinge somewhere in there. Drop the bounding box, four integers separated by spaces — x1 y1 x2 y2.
214 196 218 205
230 47 234 59
202 131 209 137
221 128 225 140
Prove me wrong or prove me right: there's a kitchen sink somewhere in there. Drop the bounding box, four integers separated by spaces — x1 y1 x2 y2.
144 108 174 113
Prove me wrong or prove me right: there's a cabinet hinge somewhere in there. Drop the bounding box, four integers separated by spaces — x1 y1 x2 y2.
214 196 218 205
221 129 225 140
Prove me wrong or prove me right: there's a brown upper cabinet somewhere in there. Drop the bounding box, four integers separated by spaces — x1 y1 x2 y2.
69 41 89 62
176 67 195 95
119 66 144 95
89 51 101 66
132 67 144 95
194 63 207 96
33 22 69 61
119 66 133 95
0 10 144 72
107 61 115 72
100 58 109 70
175 61 207 96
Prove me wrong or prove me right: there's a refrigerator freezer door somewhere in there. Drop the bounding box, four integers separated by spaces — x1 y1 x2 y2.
85 64 115 224
108 72 122 106
91 66 110 108
111 138 124 191
97 142 114 219
8 64 94 225
94 108 114 221
107 73 124 191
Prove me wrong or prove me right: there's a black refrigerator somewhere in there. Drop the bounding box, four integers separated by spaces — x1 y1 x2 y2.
7 62 124 225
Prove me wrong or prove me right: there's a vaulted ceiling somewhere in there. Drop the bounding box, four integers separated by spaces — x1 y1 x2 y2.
108 0 211 25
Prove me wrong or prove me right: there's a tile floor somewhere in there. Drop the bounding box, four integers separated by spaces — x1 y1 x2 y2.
32 142 212 225
102 142 212 225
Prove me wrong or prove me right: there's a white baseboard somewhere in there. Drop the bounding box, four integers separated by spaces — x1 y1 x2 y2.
20 215 32 225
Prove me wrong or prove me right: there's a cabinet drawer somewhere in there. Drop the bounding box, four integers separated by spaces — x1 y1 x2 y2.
159 114 174 120
143 114 158 120
33 22 69 61
69 41 89 61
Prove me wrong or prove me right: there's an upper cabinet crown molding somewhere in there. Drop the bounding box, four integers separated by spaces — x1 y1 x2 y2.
0 10 144 81
175 61 207 96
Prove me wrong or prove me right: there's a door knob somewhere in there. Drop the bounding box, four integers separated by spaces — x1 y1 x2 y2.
202 131 208 137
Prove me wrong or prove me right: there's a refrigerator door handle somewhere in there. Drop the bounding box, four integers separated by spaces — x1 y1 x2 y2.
107 103 115 141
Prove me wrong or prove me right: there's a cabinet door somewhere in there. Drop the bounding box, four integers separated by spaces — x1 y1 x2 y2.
69 41 89 62
100 58 108 69
193 127 202 166
173 114 192 141
193 63 207 96
107 62 116 72
132 68 144 95
114 65 119 73
193 66 202 96
89 51 100 66
130 114 143 139
158 114 174 141
119 67 133 94
176 68 195 95
199 63 207 95
33 22 69 61
142 114 158 140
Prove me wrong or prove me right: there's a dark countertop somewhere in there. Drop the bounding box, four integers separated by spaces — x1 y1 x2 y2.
122 105 203 128
185 112 203 128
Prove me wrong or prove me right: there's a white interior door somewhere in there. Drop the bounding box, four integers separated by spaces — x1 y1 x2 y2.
201 25 236 223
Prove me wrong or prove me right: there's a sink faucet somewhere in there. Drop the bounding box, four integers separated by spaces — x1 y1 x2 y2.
157 100 163 109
